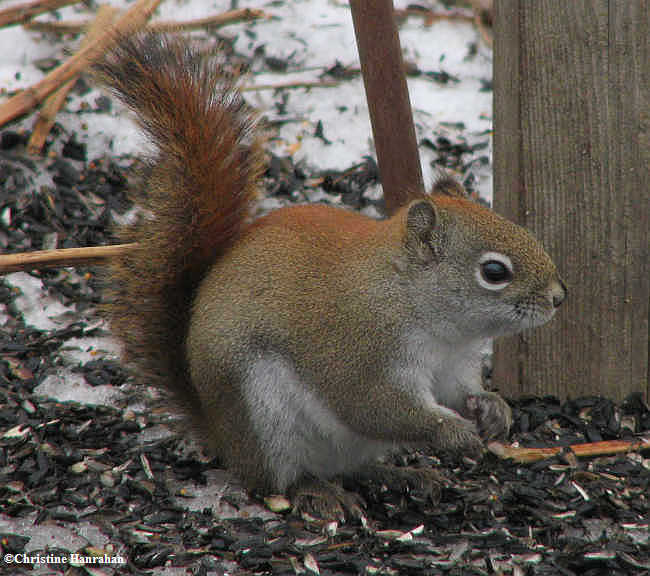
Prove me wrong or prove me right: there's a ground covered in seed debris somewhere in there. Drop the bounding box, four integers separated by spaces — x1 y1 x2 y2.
1 125 649 576
1 2 649 573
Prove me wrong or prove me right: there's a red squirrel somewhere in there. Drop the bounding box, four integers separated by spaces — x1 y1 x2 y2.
96 33 566 520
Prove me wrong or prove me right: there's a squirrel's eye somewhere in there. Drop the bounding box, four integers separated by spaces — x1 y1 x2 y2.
481 260 512 284
476 252 513 291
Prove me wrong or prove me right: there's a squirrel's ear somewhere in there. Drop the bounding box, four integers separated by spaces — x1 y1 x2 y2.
431 175 466 198
406 199 438 261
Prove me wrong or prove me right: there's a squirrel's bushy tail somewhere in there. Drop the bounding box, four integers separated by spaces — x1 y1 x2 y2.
95 33 265 413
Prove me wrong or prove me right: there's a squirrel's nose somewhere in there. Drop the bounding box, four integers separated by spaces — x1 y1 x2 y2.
551 278 567 308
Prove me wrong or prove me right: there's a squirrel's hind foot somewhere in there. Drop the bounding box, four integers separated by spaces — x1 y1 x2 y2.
353 462 444 504
288 478 366 523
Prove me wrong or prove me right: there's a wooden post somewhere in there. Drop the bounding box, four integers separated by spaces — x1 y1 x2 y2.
492 1 649 401
350 0 424 215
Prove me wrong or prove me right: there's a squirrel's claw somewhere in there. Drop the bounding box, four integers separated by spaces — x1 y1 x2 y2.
354 462 444 504
466 392 512 441
289 478 366 523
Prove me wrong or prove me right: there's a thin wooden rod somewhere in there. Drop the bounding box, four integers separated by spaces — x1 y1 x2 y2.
349 0 424 216
0 0 79 28
24 8 268 34
0 244 137 274
488 437 650 464
0 0 161 127
27 5 120 154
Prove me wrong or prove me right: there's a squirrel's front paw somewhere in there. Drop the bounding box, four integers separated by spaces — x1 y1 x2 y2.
465 392 512 441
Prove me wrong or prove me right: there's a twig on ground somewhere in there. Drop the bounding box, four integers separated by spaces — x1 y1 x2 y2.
394 3 492 46
27 5 120 154
241 80 340 92
394 7 474 27
0 0 161 128
488 436 650 464
0 244 138 274
24 8 269 35
148 8 269 32
469 0 493 47
0 0 79 29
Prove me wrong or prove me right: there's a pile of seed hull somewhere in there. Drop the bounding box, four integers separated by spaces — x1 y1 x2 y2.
1 121 649 576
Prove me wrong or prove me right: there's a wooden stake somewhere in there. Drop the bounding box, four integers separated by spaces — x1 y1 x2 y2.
0 0 161 128
349 0 424 216
488 436 650 464
27 5 120 154
0 0 79 28
0 244 138 274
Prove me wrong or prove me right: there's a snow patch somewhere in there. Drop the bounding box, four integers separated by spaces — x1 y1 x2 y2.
34 370 123 406
5 272 75 331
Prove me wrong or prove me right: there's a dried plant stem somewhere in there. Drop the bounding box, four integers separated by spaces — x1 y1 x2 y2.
24 7 269 35
27 5 119 154
23 19 98 35
488 437 650 464
0 0 79 28
241 80 340 92
0 244 138 274
473 12 493 48
148 8 269 32
0 0 161 128
394 4 491 46
394 7 474 26
470 0 493 47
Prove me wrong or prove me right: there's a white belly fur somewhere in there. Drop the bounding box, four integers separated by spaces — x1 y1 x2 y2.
243 356 393 491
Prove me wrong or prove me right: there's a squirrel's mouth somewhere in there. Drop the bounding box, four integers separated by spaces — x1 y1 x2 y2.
512 300 557 331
